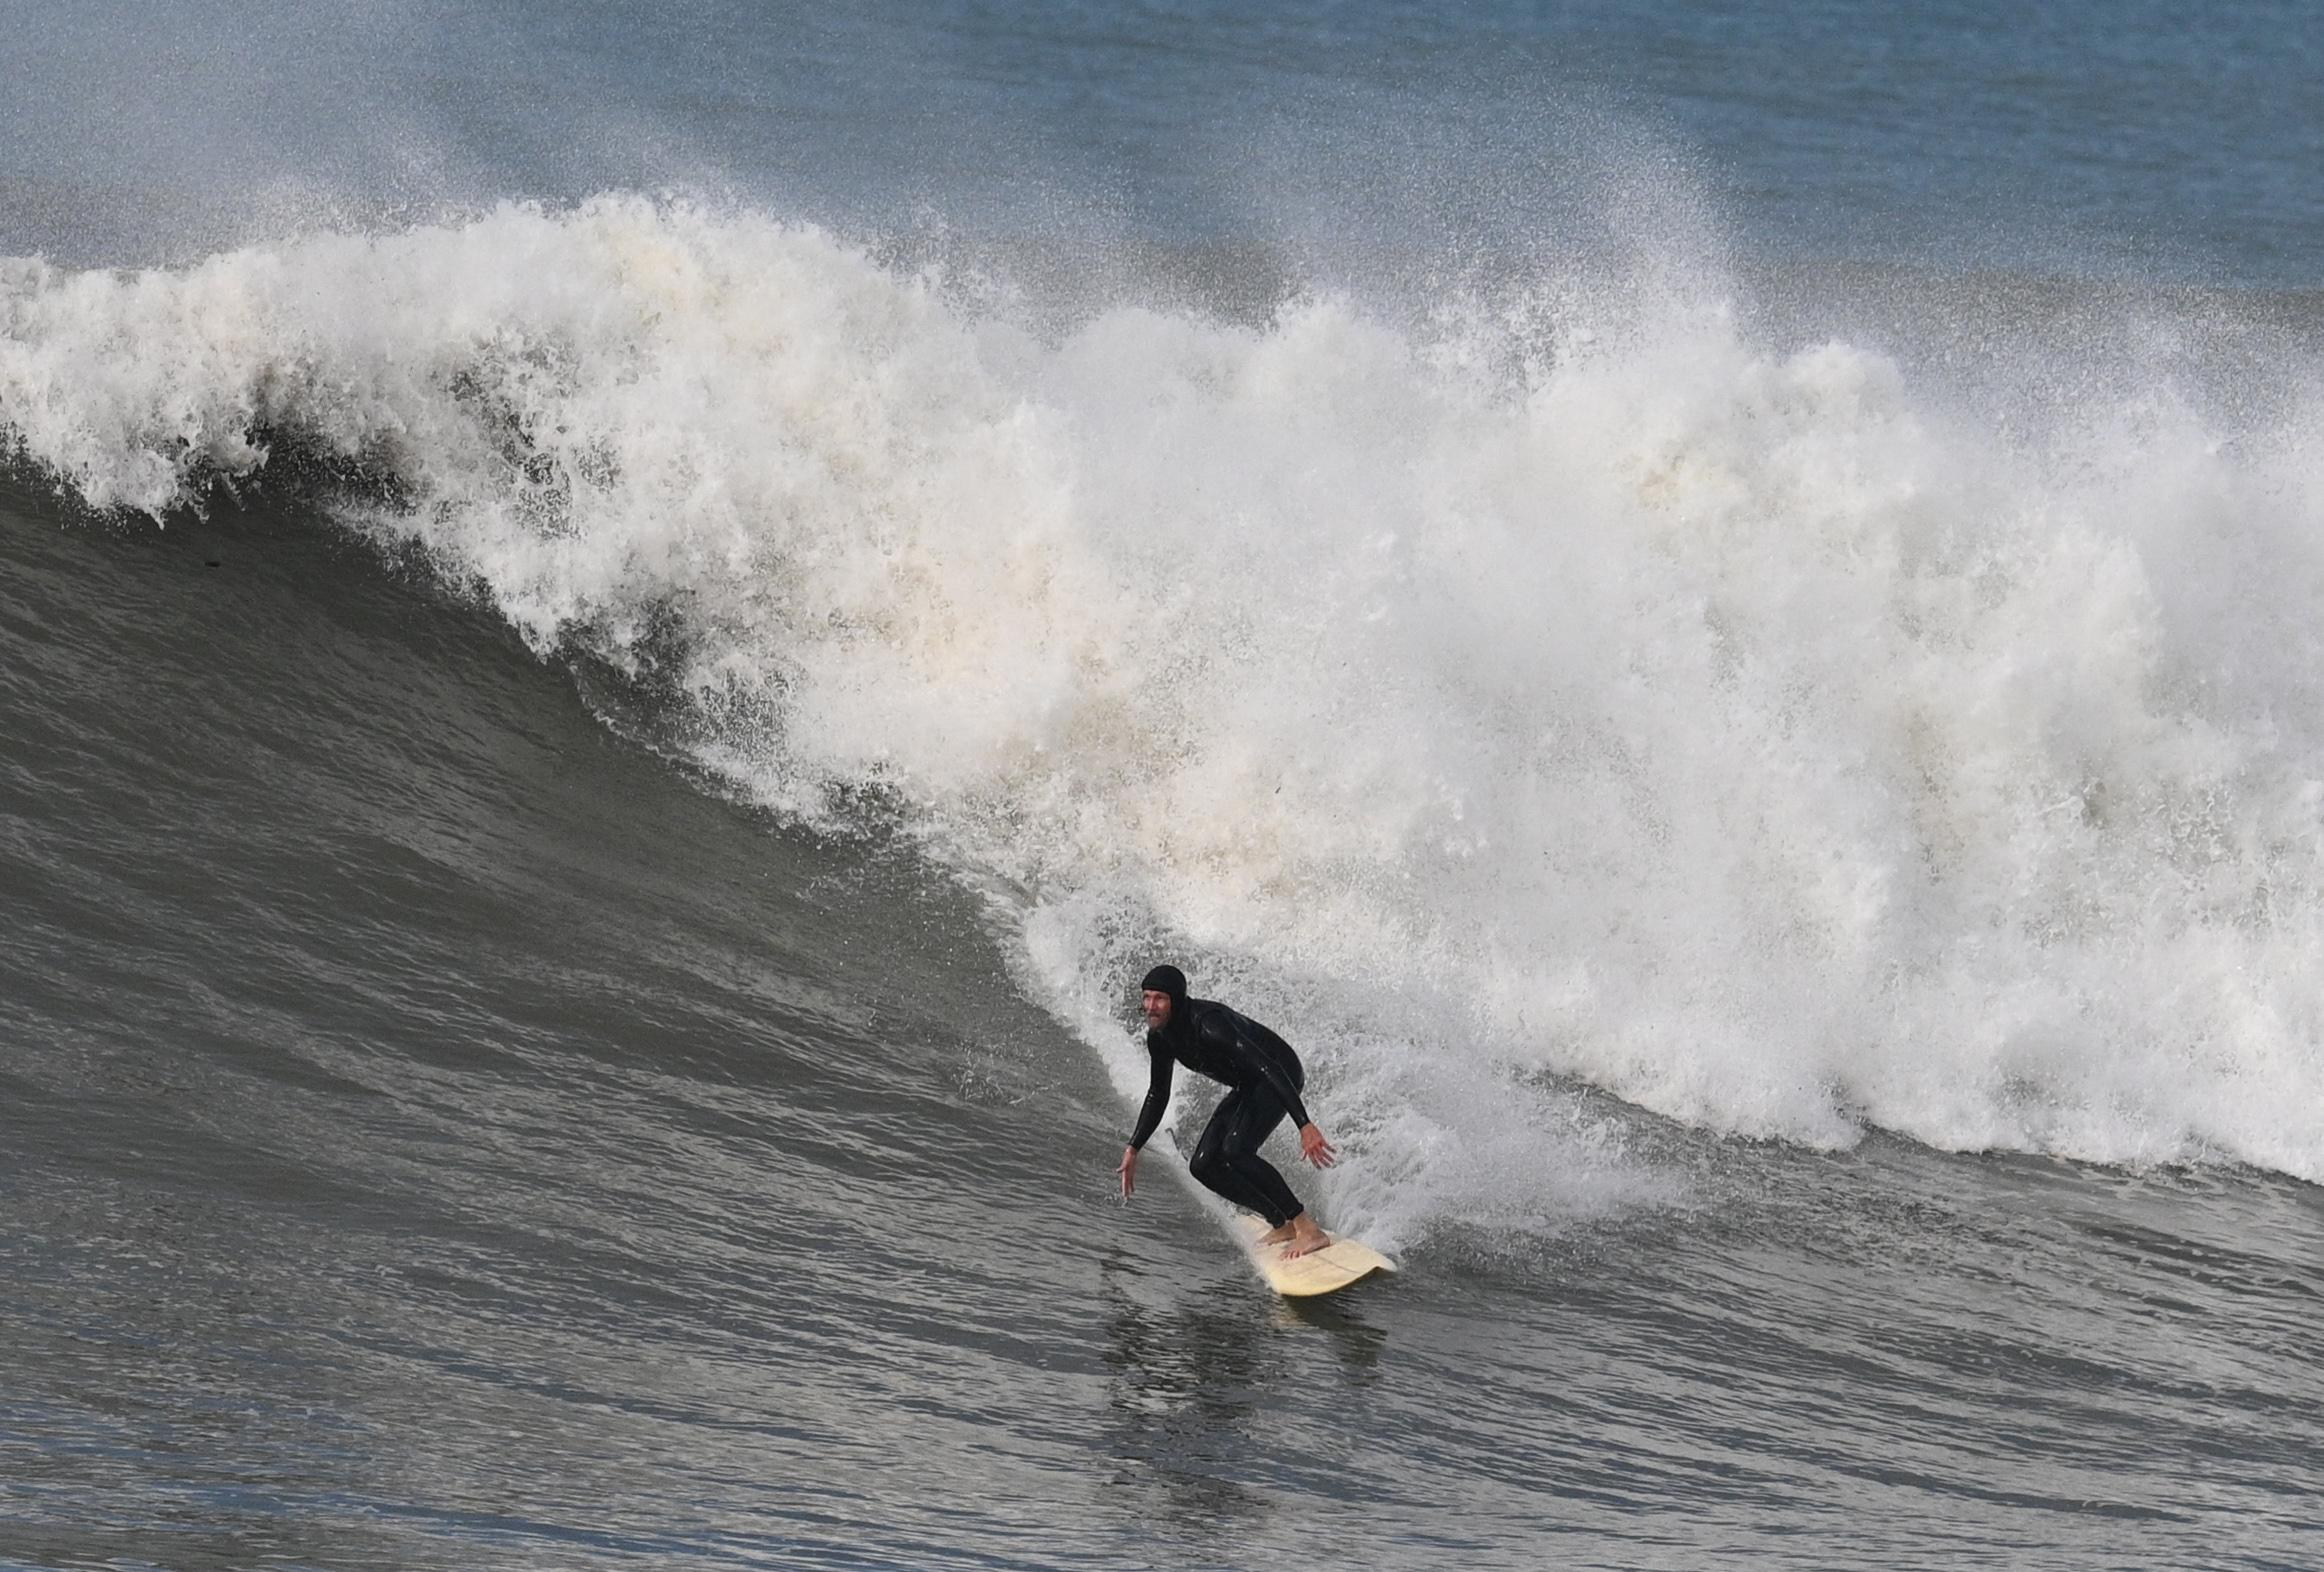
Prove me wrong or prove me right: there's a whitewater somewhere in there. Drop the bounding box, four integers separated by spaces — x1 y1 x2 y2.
9 190 2324 1219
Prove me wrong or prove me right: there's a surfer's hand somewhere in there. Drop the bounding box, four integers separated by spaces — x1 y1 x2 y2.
1299 1123 1338 1168
1117 1145 1138 1200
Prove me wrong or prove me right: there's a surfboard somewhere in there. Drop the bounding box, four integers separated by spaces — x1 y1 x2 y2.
1233 1213 1396 1298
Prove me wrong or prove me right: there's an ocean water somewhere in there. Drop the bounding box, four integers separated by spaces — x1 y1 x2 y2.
5 4 2324 1568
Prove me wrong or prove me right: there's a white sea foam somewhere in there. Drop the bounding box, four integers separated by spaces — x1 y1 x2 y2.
8 194 2324 1236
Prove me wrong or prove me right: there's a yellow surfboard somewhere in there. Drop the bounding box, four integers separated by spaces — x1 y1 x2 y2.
1233 1213 1397 1298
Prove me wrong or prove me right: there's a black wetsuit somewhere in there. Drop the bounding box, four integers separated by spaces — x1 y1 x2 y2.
1129 996 1311 1227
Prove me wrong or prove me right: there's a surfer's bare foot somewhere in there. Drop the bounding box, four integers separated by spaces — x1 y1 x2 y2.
1283 1217 1332 1258
1255 1222 1296 1247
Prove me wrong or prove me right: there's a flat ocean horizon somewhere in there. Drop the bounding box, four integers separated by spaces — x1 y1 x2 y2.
4 4 2321 1567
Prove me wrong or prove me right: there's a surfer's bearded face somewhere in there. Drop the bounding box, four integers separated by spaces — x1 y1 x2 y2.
1141 989 1173 1030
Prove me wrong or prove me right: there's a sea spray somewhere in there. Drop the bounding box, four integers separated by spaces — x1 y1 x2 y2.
7 193 2324 1239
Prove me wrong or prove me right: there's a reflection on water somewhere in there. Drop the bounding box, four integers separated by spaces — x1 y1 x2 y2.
1274 1292 1391 1370
1094 1245 1396 1558
1098 1257 1277 1547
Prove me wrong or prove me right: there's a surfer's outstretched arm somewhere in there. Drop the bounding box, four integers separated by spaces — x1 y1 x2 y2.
1128 1040 1173 1152
1121 1042 1175 1199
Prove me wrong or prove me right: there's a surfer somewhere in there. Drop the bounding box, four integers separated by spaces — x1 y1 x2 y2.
1117 964 1340 1257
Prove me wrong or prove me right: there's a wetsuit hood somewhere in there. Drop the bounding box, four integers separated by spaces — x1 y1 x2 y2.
1140 963 1188 1005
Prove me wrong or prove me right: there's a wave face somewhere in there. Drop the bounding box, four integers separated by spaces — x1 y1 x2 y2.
8 193 2324 1205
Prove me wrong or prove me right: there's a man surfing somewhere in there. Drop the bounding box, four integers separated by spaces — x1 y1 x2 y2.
1117 964 1339 1257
